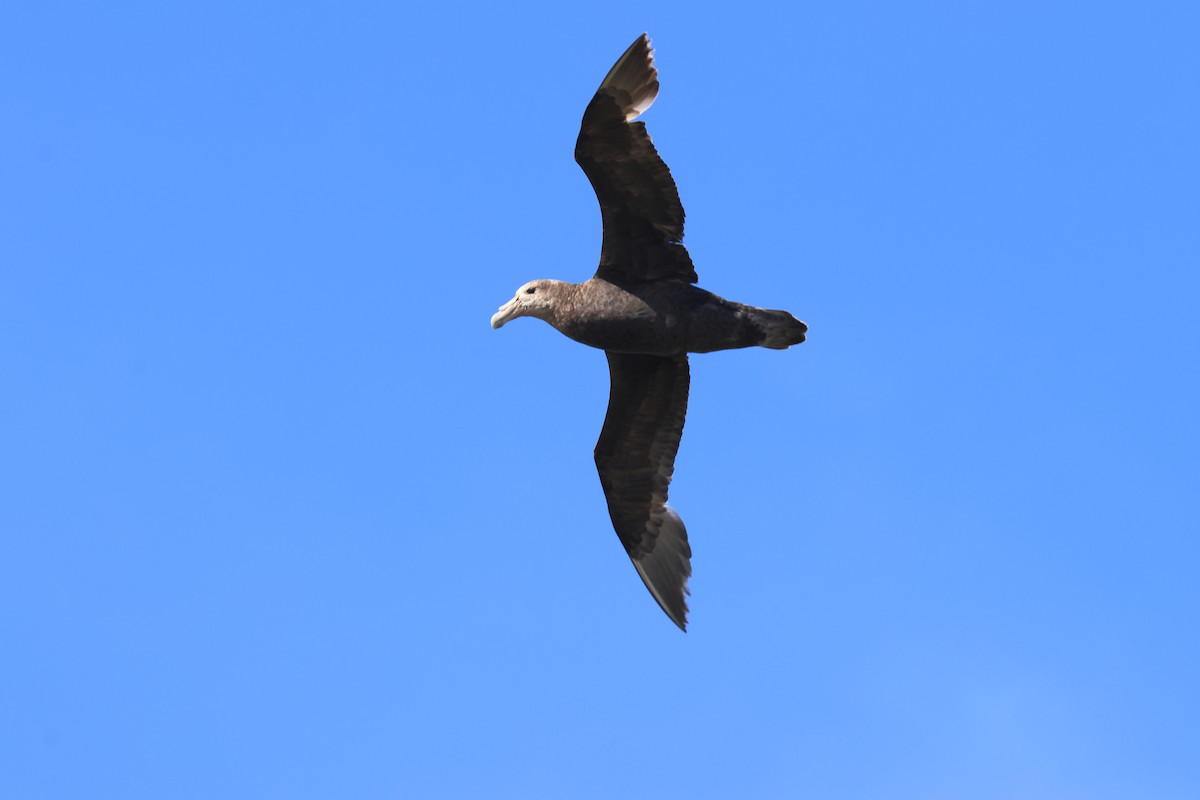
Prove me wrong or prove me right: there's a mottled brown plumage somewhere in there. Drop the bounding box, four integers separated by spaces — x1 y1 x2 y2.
491 34 807 631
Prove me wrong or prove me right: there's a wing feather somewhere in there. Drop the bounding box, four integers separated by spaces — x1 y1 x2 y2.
574 34 697 284
594 352 692 630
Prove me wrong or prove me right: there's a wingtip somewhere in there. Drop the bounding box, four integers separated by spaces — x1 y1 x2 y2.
597 33 660 122
629 506 692 631
633 558 690 632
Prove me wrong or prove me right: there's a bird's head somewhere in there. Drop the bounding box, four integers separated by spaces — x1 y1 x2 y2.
490 280 565 329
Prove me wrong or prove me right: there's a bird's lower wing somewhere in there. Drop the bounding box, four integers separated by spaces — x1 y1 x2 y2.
594 352 692 630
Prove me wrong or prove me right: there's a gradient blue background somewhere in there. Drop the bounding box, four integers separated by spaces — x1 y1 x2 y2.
3 2 1197 798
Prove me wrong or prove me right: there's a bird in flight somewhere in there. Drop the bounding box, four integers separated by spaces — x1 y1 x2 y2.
491 34 807 630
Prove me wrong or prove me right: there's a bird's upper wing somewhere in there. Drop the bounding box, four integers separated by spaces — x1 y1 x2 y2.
594 352 692 630
574 34 698 285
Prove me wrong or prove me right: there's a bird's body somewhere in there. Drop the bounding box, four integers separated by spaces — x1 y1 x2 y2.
499 277 805 355
491 34 806 630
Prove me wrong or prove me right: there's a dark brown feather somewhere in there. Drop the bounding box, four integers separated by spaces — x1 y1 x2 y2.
594 352 692 630
574 34 698 284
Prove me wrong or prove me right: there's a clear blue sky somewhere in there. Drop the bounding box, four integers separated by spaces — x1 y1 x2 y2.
2 2 1197 798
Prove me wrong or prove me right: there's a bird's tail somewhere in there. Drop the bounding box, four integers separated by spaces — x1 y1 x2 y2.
754 309 808 349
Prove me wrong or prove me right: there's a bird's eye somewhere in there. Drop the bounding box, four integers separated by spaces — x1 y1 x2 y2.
525 287 536 295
